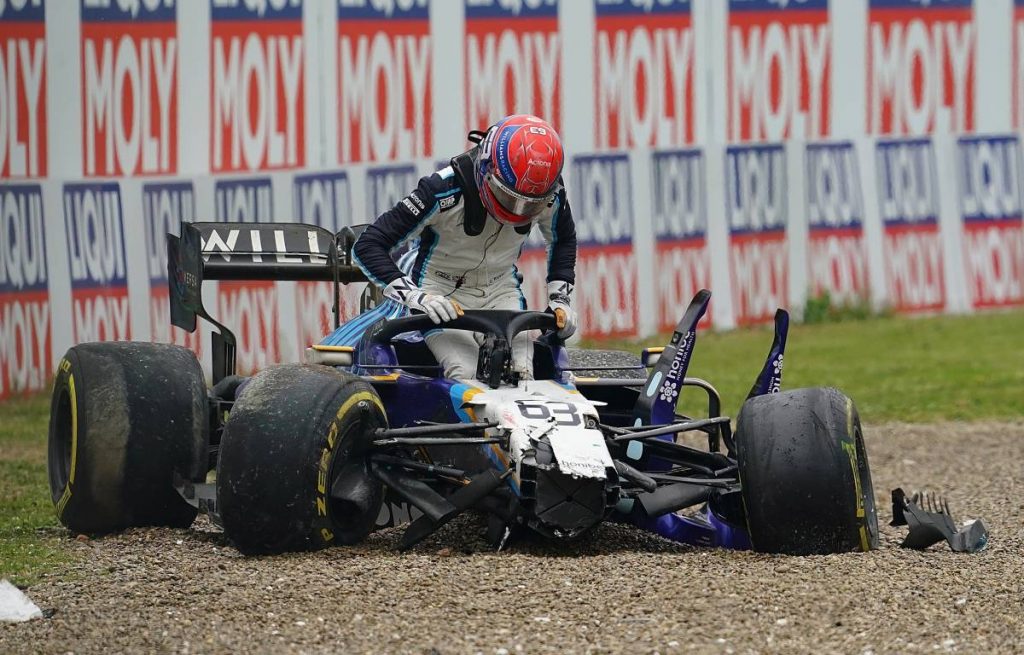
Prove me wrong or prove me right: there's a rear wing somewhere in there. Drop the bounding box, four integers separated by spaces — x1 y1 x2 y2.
167 222 369 383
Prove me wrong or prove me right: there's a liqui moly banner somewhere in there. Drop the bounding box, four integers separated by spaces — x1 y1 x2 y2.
210 0 305 172
292 170 358 347
725 144 788 325
955 136 1024 309
0 0 46 178
212 177 280 372
337 0 431 163
0 184 49 398
569 153 637 337
464 0 560 134
365 164 418 219
805 141 868 304
727 0 830 142
594 0 695 149
875 138 945 312
867 0 975 135
63 182 131 343
142 180 201 353
80 0 178 177
652 149 710 332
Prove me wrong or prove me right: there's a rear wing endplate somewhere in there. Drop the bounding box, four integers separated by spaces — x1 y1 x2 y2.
167 222 369 383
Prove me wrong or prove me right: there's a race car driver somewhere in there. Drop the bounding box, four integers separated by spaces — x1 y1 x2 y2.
346 114 578 380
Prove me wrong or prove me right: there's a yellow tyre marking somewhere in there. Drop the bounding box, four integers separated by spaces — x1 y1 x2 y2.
68 374 78 484
843 396 870 550
57 374 80 518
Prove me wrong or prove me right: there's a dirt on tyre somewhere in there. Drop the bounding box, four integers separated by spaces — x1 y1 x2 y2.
47 342 207 535
735 387 878 555
216 365 387 555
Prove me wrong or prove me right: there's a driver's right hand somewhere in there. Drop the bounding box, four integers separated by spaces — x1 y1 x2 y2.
383 276 464 324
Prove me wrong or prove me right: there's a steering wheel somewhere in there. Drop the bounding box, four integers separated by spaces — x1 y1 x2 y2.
367 310 560 387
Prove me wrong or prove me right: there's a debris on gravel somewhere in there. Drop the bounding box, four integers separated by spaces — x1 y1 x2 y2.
2 421 1022 654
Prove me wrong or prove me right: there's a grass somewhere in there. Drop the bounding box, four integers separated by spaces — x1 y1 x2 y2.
586 309 1024 423
0 393 69 587
1 309 1021 584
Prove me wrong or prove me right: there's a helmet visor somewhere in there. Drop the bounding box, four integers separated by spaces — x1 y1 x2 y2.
485 172 555 219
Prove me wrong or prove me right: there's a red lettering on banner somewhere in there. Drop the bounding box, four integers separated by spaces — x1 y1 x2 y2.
656 240 710 332
0 291 49 398
81 25 178 175
72 289 131 343
729 233 787 326
595 16 694 148
295 281 363 348
808 229 868 303
338 21 431 162
0 21 46 177
218 280 279 373
867 7 974 135
963 221 1024 308
576 245 638 339
883 224 945 312
728 10 830 141
211 27 304 171
150 287 202 355
465 18 560 132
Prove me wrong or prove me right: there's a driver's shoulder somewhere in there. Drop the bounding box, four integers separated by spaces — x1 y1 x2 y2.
420 166 465 213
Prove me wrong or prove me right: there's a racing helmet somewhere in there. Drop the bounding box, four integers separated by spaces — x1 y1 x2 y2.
474 114 564 226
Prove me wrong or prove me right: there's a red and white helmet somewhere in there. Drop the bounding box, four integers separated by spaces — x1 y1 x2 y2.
474 114 565 226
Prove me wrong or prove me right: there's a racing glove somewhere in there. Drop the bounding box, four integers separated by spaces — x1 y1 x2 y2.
383 276 464 324
547 280 577 339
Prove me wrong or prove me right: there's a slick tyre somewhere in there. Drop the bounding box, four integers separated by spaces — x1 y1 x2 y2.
217 365 386 555
566 349 646 379
47 343 207 534
735 387 879 555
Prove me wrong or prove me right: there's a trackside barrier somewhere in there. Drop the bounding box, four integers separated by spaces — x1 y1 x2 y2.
1 0 1023 398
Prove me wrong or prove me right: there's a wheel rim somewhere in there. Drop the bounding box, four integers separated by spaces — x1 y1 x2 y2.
327 404 382 537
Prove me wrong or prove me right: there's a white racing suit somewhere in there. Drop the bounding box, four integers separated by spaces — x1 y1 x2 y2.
345 165 577 379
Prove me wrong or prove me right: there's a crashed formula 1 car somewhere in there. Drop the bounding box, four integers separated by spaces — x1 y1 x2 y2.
47 221 879 555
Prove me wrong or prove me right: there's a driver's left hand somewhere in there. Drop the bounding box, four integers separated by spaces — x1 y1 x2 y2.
547 280 577 339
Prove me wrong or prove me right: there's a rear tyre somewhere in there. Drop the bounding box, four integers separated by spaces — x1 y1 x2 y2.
735 387 878 555
47 343 206 534
217 365 386 555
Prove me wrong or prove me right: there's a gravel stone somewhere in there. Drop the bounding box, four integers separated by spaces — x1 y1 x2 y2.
2 421 1022 654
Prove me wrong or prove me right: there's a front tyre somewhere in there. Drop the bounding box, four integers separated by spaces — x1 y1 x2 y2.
216 365 386 555
735 387 878 555
47 343 207 534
